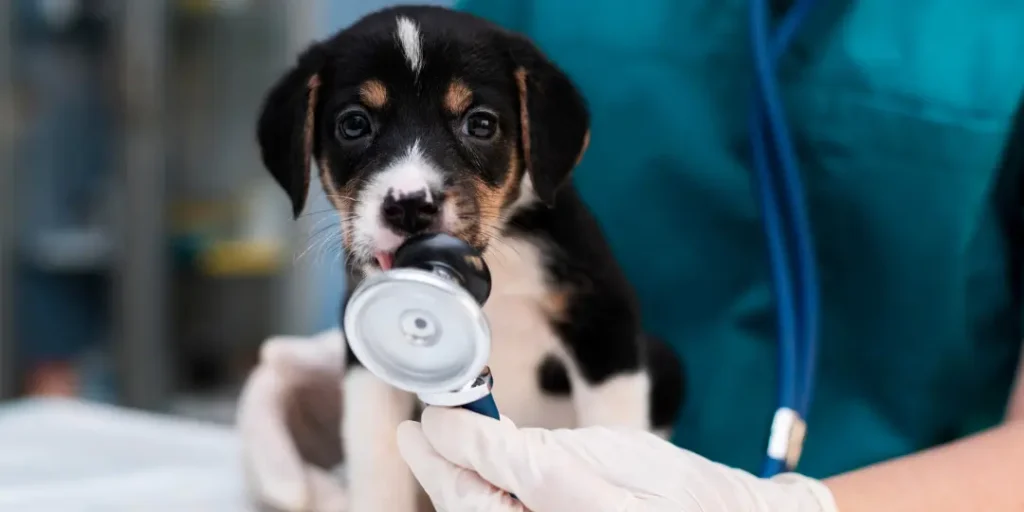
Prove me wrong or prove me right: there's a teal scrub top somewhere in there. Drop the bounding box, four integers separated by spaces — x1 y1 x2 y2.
454 0 1024 478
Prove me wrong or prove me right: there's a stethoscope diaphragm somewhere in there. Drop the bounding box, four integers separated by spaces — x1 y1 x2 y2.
342 267 491 396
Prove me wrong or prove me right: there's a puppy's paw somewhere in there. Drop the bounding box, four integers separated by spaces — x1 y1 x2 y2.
343 368 419 512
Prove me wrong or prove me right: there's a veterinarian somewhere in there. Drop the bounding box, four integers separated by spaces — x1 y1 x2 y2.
392 0 1024 511
235 1 1024 511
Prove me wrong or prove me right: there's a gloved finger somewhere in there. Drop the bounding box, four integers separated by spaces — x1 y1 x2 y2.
397 420 525 512
544 426 761 509
237 331 347 509
269 331 345 468
237 363 310 510
544 426 694 490
305 464 348 512
260 329 346 379
419 407 636 512
288 374 343 468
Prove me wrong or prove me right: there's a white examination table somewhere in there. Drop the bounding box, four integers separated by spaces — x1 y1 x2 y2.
0 398 254 512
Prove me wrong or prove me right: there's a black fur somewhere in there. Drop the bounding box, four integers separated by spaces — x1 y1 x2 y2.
258 5 684 432
508 187 684 429
256 48 326 218
537 354 572 395
503 37 590 205
646 334 687 428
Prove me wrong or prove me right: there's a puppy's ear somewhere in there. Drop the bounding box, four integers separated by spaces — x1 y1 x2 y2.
507 36 591 206
256 45 326 218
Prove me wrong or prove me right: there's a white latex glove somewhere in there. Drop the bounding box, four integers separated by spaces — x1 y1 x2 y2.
397 407 839 512
236 328 348 512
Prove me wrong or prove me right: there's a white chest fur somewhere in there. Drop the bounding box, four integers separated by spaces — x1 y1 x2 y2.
480 236 577 429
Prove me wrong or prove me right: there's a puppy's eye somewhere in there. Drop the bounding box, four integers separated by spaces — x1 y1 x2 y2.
336 107 373 141
462 109 498 140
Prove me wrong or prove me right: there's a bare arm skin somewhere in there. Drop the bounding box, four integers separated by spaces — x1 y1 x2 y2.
824 343 1024 512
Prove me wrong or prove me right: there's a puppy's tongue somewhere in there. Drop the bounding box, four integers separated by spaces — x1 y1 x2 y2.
375 252 395 271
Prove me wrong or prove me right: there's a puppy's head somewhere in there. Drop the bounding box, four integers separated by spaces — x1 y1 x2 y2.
256 6 590 274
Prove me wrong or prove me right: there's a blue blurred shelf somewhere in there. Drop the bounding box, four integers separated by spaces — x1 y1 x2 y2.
25 227 112 273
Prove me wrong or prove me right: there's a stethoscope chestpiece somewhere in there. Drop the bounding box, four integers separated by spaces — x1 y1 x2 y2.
342 233 493 398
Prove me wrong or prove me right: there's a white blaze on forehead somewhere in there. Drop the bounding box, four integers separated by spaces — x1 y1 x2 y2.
353 141 444 251
376 140 443 199
395 16 423 77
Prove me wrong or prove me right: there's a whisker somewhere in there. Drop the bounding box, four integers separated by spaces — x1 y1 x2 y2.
313 227 342 262
295 224 333 263
323 193 360 203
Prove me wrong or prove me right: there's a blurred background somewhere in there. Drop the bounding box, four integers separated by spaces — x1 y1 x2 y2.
0 0 450 424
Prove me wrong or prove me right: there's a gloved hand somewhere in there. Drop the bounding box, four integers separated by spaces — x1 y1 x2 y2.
397 407 839 512
236 328 348 512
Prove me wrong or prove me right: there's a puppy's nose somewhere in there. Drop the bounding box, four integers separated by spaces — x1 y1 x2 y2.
381 189 440 233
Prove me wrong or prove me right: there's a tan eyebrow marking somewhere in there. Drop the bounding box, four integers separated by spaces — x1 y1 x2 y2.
359 79 388 108
445 79 474 116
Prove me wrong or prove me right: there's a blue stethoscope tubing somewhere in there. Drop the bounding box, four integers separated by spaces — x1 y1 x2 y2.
462 390 502 419
748 0 822 477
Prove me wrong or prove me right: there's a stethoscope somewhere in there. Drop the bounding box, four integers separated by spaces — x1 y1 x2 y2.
342 0 822 486
342 233 504 421
748 0 821 477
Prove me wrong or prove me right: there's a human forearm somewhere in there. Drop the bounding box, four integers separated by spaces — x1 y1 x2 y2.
824 421 1024 512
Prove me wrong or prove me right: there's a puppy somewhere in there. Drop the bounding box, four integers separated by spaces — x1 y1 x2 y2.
256 5 684 511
